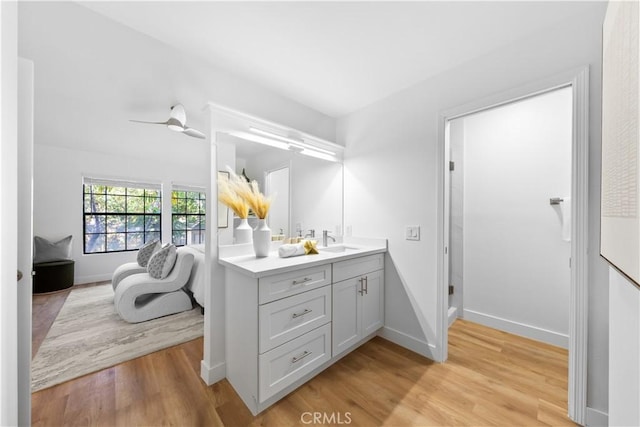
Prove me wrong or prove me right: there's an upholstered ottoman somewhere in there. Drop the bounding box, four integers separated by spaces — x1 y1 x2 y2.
33 260 75 294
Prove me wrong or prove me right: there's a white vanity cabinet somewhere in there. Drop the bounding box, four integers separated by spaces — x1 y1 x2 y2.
225 264 333 415
222 246 386 416
332 254 384 357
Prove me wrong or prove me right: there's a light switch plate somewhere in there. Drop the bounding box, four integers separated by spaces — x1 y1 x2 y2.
406 226 420 241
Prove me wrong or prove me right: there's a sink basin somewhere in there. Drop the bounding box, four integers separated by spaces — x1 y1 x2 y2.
318 245 360 253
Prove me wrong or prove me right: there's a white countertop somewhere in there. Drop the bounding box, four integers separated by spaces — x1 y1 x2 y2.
218 237 387 278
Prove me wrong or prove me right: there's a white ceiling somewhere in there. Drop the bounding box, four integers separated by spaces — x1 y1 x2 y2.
80 1 600 118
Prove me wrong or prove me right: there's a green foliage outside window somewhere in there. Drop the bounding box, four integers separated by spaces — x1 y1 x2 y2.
83 184 161 254
171 190 206 246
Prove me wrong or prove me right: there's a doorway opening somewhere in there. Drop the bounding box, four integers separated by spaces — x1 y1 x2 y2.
446 86 572 348
437 67 590 424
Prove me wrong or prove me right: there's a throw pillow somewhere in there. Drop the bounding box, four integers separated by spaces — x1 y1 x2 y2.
33 235 73 264
147 244 177 279
137 239 161 267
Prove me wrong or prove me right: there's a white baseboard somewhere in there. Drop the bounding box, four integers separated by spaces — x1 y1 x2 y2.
463 309 568 349
448 306 458 328
585 407 608 427
379 326 436 360
200 360 225 385
75 273 112 285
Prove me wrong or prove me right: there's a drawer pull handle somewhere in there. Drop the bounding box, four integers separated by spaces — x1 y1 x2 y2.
292 277 312 286
291 308 312 319
291 350 312 364
358 278 364 295
364 276 368 295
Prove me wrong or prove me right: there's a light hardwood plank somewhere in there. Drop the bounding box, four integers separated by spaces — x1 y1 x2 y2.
32 318 575 426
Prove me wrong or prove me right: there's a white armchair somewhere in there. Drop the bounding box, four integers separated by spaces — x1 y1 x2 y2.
112 262 147 291
114 250 195 323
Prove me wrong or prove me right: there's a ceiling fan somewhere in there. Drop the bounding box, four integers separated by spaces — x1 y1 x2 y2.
130 104 205 139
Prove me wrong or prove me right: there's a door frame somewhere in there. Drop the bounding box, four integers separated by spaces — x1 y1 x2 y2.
1 2 20 425
264 163 292 236
436 67 590 424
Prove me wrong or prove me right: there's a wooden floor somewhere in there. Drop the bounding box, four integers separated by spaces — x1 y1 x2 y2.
32 306 574 426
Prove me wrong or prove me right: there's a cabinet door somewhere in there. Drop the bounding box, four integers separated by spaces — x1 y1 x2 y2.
332 277 362 357
362 269 384 337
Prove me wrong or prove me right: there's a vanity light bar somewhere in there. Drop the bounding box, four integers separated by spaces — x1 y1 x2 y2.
288 141 336 156
249 127 303 144
299 148 338 162
232 131 291 151
250 126 338 157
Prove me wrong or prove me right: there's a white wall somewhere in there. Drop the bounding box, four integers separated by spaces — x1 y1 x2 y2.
609 268 640 427
338 4 609 414
34 144 209 284
290 155 343 237
18 2 335 281
462 87 572 347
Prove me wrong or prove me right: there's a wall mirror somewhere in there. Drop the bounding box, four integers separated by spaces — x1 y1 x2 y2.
217 133 343 245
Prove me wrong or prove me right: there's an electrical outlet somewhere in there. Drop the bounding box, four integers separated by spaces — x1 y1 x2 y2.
406 226 420 241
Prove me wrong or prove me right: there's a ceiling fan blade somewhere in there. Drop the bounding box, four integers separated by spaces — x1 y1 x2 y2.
130 104 202 139
183 127 206 139
129 119 170 125
170 104 187 126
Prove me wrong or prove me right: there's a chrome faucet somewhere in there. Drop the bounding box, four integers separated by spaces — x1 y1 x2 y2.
322 230 336 247
304 229 315 239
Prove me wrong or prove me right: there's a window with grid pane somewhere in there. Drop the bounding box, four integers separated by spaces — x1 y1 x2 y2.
171 188 206 246
83 178 162 254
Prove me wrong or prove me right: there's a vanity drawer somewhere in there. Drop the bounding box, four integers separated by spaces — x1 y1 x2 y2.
333 253 384 283
259 264 331 304
259 286 331 353
259 323 331 402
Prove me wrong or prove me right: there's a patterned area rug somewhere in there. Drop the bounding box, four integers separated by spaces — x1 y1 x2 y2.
31 283 204 392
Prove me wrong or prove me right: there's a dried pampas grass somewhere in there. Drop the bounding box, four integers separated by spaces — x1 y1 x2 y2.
218 167 273 219
218 175 249 218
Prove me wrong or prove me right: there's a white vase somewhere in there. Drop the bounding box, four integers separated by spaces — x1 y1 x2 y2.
235 218 253 244
253 219 272 257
